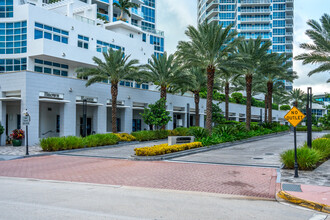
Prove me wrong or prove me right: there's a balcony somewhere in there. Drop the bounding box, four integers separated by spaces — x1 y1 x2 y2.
131 8 144 19
73 14 96 25
240 8 270 13
131 23 164 36
240 0 271 5
240 26 271 31
286 7 293 11
240 17 271 23
97 13 109 22
286 15 294 20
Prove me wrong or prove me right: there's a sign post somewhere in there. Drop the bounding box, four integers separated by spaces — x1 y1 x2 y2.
284 106 306 178
22 110 30 156
307 87 312 148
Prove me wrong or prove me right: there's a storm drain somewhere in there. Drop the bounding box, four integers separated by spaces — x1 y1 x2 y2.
253 157 263 160
282 183 302 192
265 153 274 155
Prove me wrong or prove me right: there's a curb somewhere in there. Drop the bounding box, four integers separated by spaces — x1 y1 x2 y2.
277 190 330 214
132 131 290 161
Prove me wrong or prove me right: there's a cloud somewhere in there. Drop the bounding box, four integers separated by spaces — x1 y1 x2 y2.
157 0 197 54
156 0 330 94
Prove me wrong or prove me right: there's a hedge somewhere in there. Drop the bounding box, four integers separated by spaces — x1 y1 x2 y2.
134 142 203 156
296 126 323 132
40 133 119 151
281 136 330 170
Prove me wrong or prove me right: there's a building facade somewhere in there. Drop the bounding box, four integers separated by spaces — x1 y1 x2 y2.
0 0 287 146
197 0 294 90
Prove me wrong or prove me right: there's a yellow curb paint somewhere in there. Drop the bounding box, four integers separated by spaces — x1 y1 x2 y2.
277 191 330 214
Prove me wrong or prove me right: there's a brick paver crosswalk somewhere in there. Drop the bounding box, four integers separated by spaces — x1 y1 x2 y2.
0 155 277 198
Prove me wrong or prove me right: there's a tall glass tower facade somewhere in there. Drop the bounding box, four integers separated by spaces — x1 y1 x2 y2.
197 0 294 90
141 0 164 57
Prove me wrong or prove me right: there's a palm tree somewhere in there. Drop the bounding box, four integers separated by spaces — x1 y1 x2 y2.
259 53 297 122
295 13 330 83
76 49 139 133
139 52 187 100
218 68 241 121
177 67 207 127
176 22 239 132
113 0 140 21
290 88 306 108
236 36 272 130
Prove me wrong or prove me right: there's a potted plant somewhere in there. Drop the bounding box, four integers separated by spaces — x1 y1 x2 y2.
10 129 24 147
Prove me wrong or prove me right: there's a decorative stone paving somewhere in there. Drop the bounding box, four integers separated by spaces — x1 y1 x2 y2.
0 155 278 199
281 160 330 187
0 145 43 156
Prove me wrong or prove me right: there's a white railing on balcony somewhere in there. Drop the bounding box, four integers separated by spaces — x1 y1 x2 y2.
132 8 144 18
131 23 164 36
73 14 96 25
241 0 271 4
241 17 271 22
240 8 270 13
240 26 271 31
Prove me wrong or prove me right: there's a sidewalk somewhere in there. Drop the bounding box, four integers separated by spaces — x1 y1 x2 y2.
278 184 330 214
278 160 330 214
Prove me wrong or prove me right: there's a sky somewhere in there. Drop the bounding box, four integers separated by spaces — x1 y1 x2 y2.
156 0 330 95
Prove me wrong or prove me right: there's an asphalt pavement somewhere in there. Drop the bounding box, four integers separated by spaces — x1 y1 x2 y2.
0 177 325 220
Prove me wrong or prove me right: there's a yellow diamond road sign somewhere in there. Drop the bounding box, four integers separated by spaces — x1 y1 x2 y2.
284 106 306 127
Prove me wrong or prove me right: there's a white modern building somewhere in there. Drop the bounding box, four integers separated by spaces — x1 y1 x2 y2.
0 0 287 146
198 0 294 90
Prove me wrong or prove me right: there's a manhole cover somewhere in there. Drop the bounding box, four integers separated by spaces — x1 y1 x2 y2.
265 153 274 155
253 157 263 160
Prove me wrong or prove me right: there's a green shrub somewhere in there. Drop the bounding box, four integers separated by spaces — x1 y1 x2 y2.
40 136 84 152
231 92 245 104
213 125 236 136
280 105 291 111
308 138 330 160
281 147 321 170
131 130 170 141
296 126 323 132
323 134 330 139
188 126 209 139
84 133 119 147
172 127 189 136
198 133 223 146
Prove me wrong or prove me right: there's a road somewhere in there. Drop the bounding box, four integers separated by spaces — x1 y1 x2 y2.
170 132 328 167
0 177 324 220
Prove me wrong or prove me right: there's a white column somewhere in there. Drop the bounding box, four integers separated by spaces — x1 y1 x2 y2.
60 94 76 137
96 103 107 134
124 100 133 133
67 3 73 18
21 89 39 146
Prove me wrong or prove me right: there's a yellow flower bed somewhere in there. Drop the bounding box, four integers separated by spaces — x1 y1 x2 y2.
134 142 203 156
114 133 136 142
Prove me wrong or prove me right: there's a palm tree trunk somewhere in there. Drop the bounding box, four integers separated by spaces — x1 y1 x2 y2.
160 86 166 100
225 82 229 121
267 81 273 123
245 74 252 131
206 65 215 132
111 82 118 133
264 94 268 123
194 91 200 127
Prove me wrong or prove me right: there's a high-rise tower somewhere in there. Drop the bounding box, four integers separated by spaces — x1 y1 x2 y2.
197 0 294 90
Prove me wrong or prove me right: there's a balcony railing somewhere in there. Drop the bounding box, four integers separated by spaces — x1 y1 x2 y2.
132 8 144 18
241 0 271 4
240 26 271 31
241 17 271 22
240 9 270 13
73 14 96 25
131 23 164 36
